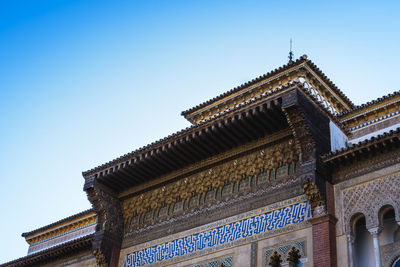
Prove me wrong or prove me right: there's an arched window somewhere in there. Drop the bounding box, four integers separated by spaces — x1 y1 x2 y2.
379 206 398 245
392 257 400 267
353 215 375 267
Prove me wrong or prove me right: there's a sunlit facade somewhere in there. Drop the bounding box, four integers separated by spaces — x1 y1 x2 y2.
4 56 400 267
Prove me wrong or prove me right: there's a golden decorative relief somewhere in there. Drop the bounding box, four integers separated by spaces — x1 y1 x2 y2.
25 213 97 245
122 140 299 224
303 180 324 212
185 64 349 124
340 94 400 130
188 68 305 124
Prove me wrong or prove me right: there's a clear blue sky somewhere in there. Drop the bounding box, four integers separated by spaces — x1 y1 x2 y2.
1 0 399 263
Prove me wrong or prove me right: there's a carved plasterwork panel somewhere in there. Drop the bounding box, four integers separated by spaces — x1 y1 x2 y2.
122 139 300 230
342 173 400 233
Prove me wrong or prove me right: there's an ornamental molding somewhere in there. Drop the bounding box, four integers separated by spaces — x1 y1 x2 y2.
333 149 400 183
119 129 292 199
122 138 300 229
25 214 96 245
123 172 305 248
121 197 310 267
185 60 349 124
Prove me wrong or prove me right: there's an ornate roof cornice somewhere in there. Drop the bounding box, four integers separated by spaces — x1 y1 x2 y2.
337 90 400 118
181 55 354 122
0 234 93 267
22 209 94 240
82 81 298 179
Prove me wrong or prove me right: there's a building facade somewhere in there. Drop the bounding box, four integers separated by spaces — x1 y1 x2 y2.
3 55 400 267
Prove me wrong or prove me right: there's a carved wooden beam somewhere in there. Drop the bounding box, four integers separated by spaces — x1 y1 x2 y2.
282 90 316 163
84 176 123 267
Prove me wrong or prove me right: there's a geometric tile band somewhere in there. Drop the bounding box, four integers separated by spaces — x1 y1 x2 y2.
123 201 311 267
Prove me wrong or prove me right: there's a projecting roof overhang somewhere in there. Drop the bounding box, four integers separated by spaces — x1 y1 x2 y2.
0 235 93 267
83 80 348 194
83 85 292 192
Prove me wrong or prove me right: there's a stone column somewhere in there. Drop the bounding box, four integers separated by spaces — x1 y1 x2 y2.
368 227 382 267
346 234 355 267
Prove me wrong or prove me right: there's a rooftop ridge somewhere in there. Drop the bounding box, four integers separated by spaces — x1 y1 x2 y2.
181 55 354 117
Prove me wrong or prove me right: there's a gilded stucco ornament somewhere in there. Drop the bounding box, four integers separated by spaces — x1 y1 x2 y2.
92 248 107 267
122 140 299 225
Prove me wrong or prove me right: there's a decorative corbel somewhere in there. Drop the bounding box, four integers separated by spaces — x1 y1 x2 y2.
281 90 316 163
84 175 124 266
281 88 331 165
303 180 325 216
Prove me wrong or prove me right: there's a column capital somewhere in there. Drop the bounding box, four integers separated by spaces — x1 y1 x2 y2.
346 234 355 245
368 226 382 237
369 226 382 267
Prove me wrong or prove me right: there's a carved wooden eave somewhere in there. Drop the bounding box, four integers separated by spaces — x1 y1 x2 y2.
0 234 93 267
181 55 354 124
83 83 348 195
83 85 292 192
321 127 400 167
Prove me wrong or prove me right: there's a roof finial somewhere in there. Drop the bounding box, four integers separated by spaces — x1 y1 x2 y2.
288 38 294 63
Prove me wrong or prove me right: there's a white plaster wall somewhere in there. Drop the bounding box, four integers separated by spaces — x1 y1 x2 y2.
336 235 349 267
330 121 348 152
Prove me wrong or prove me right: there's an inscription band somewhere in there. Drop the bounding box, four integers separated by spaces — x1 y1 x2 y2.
124 201 310 266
